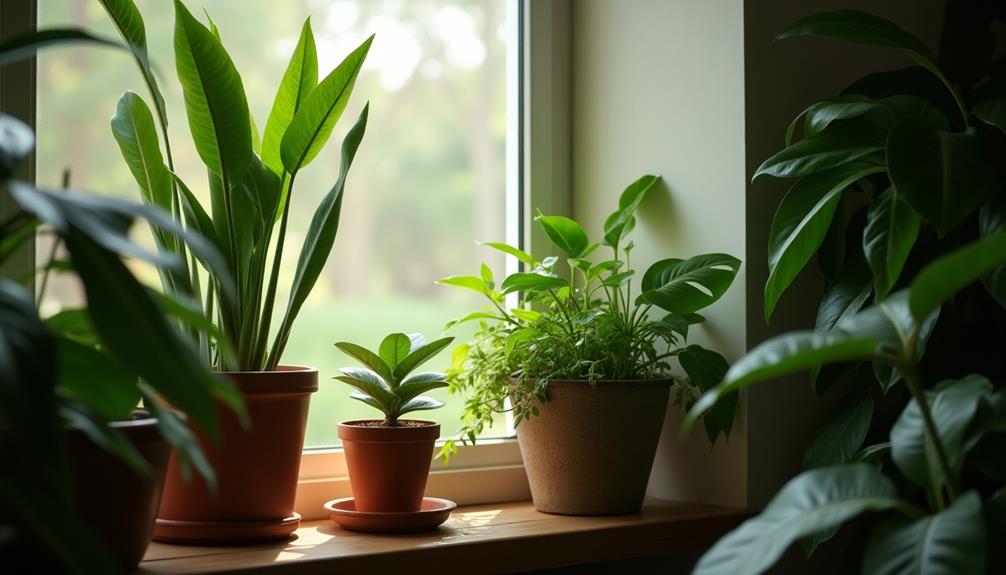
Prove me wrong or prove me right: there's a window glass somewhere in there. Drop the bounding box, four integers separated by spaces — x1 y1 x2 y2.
37 0 511 446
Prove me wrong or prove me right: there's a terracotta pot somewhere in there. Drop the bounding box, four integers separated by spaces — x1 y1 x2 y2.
338 420 440 512
67 411 171 570
515 378 671 515
154 366 317 544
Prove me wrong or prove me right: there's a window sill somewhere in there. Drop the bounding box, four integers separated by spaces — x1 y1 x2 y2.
138 499 748 574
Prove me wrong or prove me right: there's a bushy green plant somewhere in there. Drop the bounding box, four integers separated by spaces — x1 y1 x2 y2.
438 175 742 458
335 333 454 426
98 0 372 371
690 7 1006 575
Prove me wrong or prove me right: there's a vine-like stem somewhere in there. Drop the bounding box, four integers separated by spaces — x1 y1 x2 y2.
900 360 958 509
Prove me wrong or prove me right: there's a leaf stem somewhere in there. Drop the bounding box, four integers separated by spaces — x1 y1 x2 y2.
900 359 958 508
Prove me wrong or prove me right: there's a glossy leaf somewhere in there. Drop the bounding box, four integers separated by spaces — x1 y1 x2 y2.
639 253 741 316
394 336 454 381
602 174 660 247
815 245 872 332
437 275 491 297
397 373 449 404
336 367 397 409
111 91 172 211
909 231 1006 321
280 35 372 174
863 491 986 575
501 272 568 295
262 18 317 177
399 396 445 414
378 333 412 374
535 214 589 257
887 122 997 237
891 374 991 492
693 464 900 575
863 188 920 299
173 0 252 187
754 120 885 179
764 162 883 320
335 341 394 385
803 393 874 469
679 345 733 444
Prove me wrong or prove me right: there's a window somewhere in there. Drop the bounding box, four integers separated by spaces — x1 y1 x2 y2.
34 0 521 448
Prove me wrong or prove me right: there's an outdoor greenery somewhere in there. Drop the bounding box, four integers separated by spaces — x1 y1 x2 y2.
690 7 1006 575
438 175 742 458
335 333 454 426
97 0 372 371
0 52 238 575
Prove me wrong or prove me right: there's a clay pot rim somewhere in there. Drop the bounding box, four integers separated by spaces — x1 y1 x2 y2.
219 364 319 394
338 419 440 442
512 377 673 388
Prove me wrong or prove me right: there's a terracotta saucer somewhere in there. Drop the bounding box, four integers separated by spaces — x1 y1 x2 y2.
152 513 301 544
324 497 456 533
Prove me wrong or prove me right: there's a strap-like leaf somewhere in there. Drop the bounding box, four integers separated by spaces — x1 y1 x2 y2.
909 231 1006 321
111 91 172 213
55 337 139 422
280 35 372 175
262 18 318 177
755 120 886 180
803 392 874 469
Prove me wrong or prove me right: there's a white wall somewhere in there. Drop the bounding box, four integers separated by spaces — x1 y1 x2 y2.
571 0 748 507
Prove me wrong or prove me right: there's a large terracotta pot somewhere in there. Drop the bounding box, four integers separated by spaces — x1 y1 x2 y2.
153 366 317 544
68 411 171 569
338 420 439 512
515 378 671 516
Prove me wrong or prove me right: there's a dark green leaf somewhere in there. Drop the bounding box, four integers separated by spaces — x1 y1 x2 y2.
45 308 97 346
0 27 126 66
399 396 444 415
679 345 733 443
974 96 1006 134
649 313 689 341
754 120 886 179
56 337 139 421
891 374 991 492
59 402 148 475
857 442 891 464
335 341 394 385
887 123 997 236
909 231 1006 321
863 188 920 299
397 372 449 404
500 272 568 295
336 367 397 410
693 464 900 575
764 162 883 321
803 392 874 469
535 214 589 257
280 35 372 174
863 491 986 575
640 253 741 316
394 336 453 380
141 385 215 488
979 195 1006 308
261 17 317 176
0 113 35 181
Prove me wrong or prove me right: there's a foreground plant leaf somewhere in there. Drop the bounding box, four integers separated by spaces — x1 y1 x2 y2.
693 464 901 575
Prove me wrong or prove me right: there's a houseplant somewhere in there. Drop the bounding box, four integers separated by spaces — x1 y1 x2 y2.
334 333 454 513
439 174 742 515
0 105 238 572
93 0 373 542
687 7 1005 574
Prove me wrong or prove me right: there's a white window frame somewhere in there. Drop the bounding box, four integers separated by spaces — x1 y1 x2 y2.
2 0 573 517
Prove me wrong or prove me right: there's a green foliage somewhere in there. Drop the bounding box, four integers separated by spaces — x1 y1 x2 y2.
438 175 742 457
334 333 454 425
692 8 1006 574
100 0 372 371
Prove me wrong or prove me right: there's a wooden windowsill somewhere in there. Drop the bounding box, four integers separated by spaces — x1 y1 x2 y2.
137 500 747 574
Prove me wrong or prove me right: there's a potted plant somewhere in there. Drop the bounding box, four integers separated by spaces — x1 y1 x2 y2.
438 175 742 515
332 333 454 513
688 7 1006 574
91 0 373 542
0 99 238 572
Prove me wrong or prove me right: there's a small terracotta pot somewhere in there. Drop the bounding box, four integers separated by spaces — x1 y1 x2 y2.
154 366 317 544
68 411 171 570
338 420 440 512
515 378 671 515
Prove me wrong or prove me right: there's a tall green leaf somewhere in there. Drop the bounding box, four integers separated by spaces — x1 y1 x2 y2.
890 375 991 493
173 0 252 187
803 392 874 469
639 253 741 316
267 105 368 368
110 91 172 211
261 18 318 177
909 231 1006 321
764 162 883 321
601 174 660 248
693 464 901 575
863 188 920 299
280 35 372 175
535 214 589 257
97 0 168 131
55 337 139 421
863 491 987 575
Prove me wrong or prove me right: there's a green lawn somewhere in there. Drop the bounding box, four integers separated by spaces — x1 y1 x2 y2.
280 297 508 447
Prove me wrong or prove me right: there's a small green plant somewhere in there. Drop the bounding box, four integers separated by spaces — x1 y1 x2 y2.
335 333 454 426
437 175 742 458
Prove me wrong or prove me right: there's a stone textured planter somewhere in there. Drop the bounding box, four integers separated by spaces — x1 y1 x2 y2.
154 366 317 544
516 378 671 515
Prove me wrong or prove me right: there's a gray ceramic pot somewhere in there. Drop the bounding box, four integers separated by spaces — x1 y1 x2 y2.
515 378 671 516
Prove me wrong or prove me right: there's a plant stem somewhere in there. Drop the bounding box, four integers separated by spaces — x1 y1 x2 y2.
901 360 958 508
